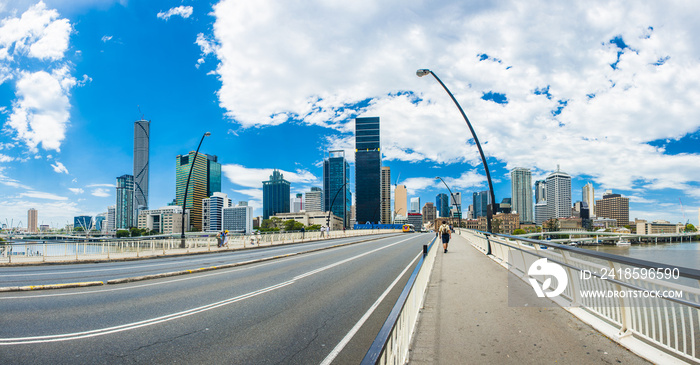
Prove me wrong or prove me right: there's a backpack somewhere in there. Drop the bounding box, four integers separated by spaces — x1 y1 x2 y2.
439 224 450 235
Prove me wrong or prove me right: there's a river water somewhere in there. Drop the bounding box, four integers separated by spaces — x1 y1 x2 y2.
584 241 699 269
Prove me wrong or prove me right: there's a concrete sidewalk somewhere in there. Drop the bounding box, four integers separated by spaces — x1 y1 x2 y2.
409 233 649 364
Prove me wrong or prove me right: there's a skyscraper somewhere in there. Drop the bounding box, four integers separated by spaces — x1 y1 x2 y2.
263 169 290 220
324 151 351 227
534 180 547 203
202 192 231 232
473 191 489 218
305 187 323 212
436 193 449 218
381 166 391 224
134 119 150 212
292 193 303 213
596 191 629 227
27 208 37 233
176 152 221 231
116 174 134 229
355 117 381 223
394 185 407 220
545 166 572 220
422 202 436 224
582 182 595 217
410 197 420 213
106 205 116 232
510 167 533 223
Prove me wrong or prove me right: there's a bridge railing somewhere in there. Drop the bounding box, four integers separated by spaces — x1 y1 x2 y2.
0 229 400 264
361 236 438 365
462 229 700 364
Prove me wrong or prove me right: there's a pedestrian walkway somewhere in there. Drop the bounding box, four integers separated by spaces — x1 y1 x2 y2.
409 233 649 364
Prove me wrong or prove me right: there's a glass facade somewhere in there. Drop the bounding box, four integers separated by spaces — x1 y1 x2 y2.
263 169 290 220
473 190 489 218
436 193 449 218
116 174 134 229
355 117 381 224
133 120 149 211
324 151 351 228
176 152 221 231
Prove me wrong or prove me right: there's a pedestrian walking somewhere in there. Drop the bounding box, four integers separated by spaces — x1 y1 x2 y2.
438 220 451 253
223 230 229 247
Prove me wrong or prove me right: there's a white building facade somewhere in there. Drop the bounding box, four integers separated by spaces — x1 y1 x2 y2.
203 192 231 232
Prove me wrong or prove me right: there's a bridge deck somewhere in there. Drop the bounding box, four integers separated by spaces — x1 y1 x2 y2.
409 233 649 364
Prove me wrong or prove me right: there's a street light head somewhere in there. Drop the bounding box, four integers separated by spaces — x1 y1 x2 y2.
204 132 211 137
435 176 441 180
416 69 431 77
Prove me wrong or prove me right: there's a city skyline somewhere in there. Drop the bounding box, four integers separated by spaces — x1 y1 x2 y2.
1 1 699 228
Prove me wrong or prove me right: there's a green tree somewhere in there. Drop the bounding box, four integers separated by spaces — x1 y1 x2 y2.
74 227 84 232
283 220 305 231
116 230 130 238
306 224 321 231
685 223 697 232
130 227 142 237
513 228 526 235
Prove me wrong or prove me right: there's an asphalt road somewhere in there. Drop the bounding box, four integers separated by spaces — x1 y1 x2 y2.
0 233 434 364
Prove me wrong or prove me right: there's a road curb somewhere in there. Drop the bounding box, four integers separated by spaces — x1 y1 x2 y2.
0 281 104 292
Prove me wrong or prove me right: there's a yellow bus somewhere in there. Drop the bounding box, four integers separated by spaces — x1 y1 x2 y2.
402 224 415 233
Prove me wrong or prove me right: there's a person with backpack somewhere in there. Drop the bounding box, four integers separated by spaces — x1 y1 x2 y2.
439 220 451 253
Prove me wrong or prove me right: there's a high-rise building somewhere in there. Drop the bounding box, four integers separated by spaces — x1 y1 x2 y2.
511 167 533 223
74 216 92 231
596 191 629 227
422 202 436 224
324 151 351 227
134 119 150 212
27 208 38 233
436 193 449 218
582 182 595 217
106 205 116 232
394 185 407 220
535 201 548 225
355 117 381 224
535 180 546 203
305 187 323 212
223 204 254 234
263 169 290 220
473 191 489 218
202 192 231 232
410 197 420 213
116 174 134 229
292 193 303 213
545 166 572 220
451 192 462 208
176 152 221 231
381 166 391 224
137 206 189 234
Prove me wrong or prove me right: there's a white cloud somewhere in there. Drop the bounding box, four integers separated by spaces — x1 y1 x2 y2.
68 187 83 194
91 188 110 197
206 0 700 200
0 153 14 163
0 174 30 189
221 163 318 188
0 1 72 61
157 6 193 20
51 161 68 174
101 35 112 43
86 183 114 188
19 190 67 200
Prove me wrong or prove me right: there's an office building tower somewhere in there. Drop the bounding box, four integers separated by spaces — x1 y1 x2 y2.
305 187 323 212
74 216 92 231
355 117 381 223
473 191 489 218
292 193 303 213
535 201 548 225
545 166 572 220
394 185 407 220
137 206 188 234
407 212 423 229
263 169 291 220
106 205 116 232
28 208 38 233
596 191 629 227
436 193 449 218
116 174 134 229
134 119 150 212
324 151 351 227
535 180 546 203
381 166 391 224
422 202 436 224
499 198 512 214
223 204 254 234
176 152 221 231
95 213 106 232
451 192 462 208
467 204 474 219
582 182 595 217
511 167 533 223
203 192 231 232
410 197 420 213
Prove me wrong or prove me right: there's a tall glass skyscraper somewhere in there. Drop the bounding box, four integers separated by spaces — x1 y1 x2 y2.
355 117 381 224
473 190 489 218
324 150 351 227
262 169 290 220
116 174 134 229
510 167 533 223
133 119 150 212
436 193 449 218
176 152 221 231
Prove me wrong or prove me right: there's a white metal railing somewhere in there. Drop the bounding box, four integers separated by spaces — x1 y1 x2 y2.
0 229 400 264
362 237 438 365
462 229 700 364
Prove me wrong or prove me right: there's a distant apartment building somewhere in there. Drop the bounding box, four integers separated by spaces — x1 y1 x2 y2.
493 213 520 234
422 202 437 225
381 166 391 224
545 166 571 220
534 201 548 226
203 192 231 232
106 205 116 233
116 174 134 229
596 190 629 227
27 208 38 233
137 206 189 234
510 167 533 223
223 204 254 234
394 185 407 219
305 187 323 212
582 182 595 217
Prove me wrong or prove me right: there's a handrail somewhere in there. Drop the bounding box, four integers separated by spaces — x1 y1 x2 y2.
361 236 436 365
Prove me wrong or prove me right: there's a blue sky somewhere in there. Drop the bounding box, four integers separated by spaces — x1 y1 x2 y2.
1 0 700 229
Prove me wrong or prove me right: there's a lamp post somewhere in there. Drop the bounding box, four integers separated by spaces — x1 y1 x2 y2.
326 182 349 231
435 176 462 230
418 69 496 233
180 132 211 248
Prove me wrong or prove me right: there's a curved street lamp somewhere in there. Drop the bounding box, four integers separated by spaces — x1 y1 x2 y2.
435 177 461 230
180 132 211 248
326 182 349 231
418 69 496 233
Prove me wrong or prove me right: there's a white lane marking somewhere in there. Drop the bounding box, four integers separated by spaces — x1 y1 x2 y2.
0 235 420 345
319 251 422 365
